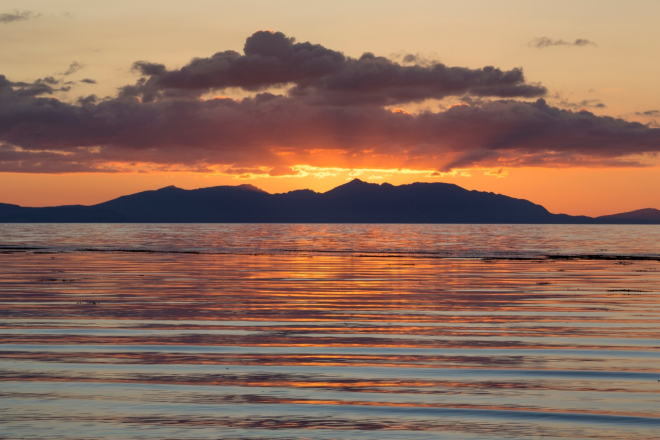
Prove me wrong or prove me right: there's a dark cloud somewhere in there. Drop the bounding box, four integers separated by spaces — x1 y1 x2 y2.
557 98 606 110
80 78 97 84
1 83 658 173
0 31 658 174
0 144 113 173
0 75 73 97
635 110 659 117
393 52 438 67
60 61 84 76
287 53 546 106
633 110 660 129
39 76 59 85
1 75 55 97
0 11 35 24
529 37 597 49
127 30 546 104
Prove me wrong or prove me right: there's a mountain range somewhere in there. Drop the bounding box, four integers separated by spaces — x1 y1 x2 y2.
1 179 659 224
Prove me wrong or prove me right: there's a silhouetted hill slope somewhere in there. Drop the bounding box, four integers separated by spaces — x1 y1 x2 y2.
93 179 579 223
315 180 567 223
0 203 22 218
94 184 270 222
596 208 660 224
0 179 657 223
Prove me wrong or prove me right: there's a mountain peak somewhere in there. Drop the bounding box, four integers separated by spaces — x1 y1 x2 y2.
325 178 379 193
235 184 267 193
323 178 382 196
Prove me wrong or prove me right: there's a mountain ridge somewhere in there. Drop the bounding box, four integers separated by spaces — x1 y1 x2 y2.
0 179 658 224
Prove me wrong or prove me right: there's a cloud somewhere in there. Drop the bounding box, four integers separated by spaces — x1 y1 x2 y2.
0 31 658 175
0 75 76 98
0 144 115 173
1 90 657 173
529 37 597 49
80 78 97 84
635 110 659 117
0 11 35 24
268 166 294 177
557 98 606 110
484 168 507 178
633 110 660 129
126 30 546 104
60 61 85 76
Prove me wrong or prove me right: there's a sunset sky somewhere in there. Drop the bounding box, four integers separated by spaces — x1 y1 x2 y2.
1 0 659 216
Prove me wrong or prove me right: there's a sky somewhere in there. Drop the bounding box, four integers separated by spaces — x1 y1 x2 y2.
1 0 659 216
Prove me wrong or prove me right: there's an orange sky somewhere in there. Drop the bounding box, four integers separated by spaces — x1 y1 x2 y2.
1 0 659 216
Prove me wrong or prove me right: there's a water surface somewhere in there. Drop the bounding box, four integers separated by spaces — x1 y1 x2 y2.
1 224 659 439
2 223 660 257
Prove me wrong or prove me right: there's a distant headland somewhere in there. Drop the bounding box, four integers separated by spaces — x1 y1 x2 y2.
1 179 659 224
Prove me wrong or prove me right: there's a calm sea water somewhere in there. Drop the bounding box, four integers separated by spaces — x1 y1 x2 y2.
2 223 660 257
1 224 659 439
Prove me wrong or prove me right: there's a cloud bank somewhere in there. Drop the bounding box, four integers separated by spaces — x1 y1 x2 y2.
127 31 546 105
0 31 658 175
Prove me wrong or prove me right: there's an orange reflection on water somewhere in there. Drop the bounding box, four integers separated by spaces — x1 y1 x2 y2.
1 248 660 439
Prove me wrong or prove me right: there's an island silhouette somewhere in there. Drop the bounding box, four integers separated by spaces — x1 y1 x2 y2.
1 179 659 223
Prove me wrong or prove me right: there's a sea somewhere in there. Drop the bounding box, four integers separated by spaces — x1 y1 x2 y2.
1 224 659 439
